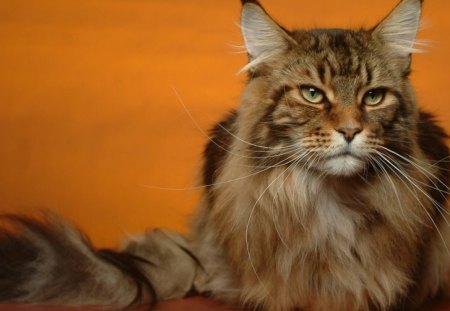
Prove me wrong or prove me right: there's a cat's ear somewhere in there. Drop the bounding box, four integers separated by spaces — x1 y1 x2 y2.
240 1 296 66
372 0 423 56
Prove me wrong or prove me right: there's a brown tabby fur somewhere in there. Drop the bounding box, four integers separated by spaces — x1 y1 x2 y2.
0 1 448 311
191 0 450 310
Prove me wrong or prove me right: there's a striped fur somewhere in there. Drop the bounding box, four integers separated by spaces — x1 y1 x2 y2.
192 0 450 310
0 214 203 307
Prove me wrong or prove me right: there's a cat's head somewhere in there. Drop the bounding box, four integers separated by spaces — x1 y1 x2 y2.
239 0 423 177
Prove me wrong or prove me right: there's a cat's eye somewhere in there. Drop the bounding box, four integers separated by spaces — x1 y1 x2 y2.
363 89 385 106
300 86 324 104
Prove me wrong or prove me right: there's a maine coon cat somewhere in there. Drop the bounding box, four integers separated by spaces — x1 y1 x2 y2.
0 0 449 310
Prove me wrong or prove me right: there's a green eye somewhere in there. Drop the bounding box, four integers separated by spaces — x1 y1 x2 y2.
363 89 385 106
300 86 324 104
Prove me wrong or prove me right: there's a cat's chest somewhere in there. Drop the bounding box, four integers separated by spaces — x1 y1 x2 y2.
210 168 415 309
253 171 364 250
301 189 361 248
231 170 370 282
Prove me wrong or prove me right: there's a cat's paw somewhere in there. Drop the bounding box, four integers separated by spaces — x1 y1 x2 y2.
122 229 207 301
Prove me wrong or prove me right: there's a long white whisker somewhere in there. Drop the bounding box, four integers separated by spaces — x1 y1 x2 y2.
378 152 450 217
369 155 421 229
268 149 315 246
172 85 299 161
142 148 305 191
216 122 303 152
376 152 450 222
245 152 304 288
381 146 450 192
375 153 450 257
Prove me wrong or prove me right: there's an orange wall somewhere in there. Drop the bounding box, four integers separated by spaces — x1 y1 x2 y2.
0 0 449 247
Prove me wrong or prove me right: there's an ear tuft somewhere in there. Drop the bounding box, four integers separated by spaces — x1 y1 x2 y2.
373 0 423 55
240 0 261 5
241 2 294 65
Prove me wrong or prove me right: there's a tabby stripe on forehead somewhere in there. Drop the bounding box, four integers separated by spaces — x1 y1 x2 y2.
317 64 326 84
305 69 313 79
354 62 361 77
365 63 373 85
325 57 337 77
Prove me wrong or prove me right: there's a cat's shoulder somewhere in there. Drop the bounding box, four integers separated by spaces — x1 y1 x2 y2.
417 110 449 163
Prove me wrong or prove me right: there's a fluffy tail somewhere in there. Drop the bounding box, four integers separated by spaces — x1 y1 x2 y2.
0 214 204 308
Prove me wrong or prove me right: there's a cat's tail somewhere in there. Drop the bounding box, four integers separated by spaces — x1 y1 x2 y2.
0 213 204 308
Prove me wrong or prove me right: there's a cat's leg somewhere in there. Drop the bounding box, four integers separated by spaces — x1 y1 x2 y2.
403 217 450 310
121 228 207 301
186 197 243 306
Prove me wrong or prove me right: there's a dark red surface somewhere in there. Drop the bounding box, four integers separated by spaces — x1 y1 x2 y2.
0 297 238 311
1 297 450 311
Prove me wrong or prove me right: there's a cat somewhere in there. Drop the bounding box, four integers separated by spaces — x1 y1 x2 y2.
0 0 449 310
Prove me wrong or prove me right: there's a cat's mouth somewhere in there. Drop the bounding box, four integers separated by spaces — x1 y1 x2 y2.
321 150 366 176
326 151 361 160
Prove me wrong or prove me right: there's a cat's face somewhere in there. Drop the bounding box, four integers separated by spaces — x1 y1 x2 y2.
240 0 422 177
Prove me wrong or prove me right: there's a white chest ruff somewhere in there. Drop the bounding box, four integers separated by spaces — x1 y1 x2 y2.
222 167 413 310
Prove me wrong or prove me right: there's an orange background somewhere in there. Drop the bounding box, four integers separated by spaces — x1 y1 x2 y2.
0 0 449 247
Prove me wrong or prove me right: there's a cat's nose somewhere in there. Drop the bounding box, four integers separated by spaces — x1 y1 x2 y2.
335 126 362 143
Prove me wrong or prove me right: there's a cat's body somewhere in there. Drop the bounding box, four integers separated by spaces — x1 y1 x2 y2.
1 0 449 310
192 111 450 311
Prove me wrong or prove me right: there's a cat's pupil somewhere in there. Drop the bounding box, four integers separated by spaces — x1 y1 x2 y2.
310 89 317 97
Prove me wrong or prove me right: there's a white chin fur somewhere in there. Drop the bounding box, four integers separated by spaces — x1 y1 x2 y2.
322 155 365 176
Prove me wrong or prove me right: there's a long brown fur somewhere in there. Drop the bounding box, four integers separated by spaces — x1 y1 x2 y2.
192 0 450 310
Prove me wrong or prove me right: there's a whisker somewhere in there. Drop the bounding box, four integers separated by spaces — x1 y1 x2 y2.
377 151 450 215
381 146 450 192
368 155 422 229
269 161 300 249
216 123 304 152
376 152 450 220
171 85 296 161
245 152 304 290
375 153 450 257
142 149 304 191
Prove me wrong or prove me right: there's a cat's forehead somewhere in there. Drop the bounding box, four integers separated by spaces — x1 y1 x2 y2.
282 28 393 83
291 28 372 54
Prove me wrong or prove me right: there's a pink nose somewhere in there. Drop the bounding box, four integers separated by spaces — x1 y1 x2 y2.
335 127 362 143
